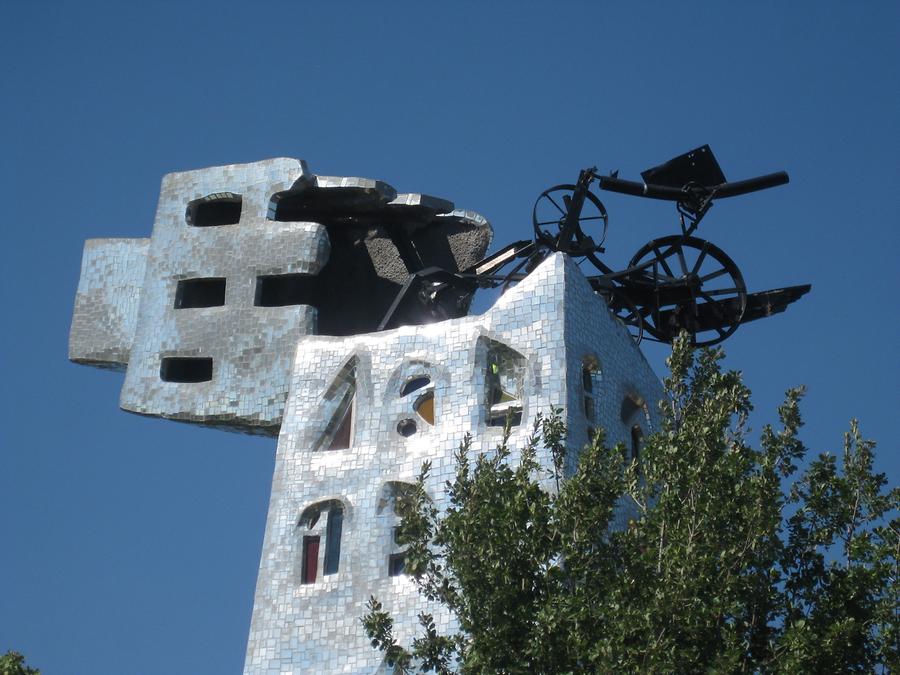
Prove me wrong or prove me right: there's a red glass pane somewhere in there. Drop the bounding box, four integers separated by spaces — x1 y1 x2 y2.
302 536 319 584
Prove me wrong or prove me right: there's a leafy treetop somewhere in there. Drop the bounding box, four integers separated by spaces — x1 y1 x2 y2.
363 334 898 674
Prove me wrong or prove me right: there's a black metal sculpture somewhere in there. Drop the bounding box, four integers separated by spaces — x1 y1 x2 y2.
379 145 811 346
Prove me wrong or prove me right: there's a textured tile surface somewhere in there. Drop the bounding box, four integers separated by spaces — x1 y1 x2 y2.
69 158 491 434
68 159 663 675
69 238 150 370
244 253 662 674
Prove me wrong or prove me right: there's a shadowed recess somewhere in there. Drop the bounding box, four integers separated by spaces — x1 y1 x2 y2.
159 357 213 383
255 274 319 307
175 278 226 308
186 193 242 227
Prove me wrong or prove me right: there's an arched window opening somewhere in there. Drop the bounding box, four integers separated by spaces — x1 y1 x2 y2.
582 357 601 424
298 500 345 583
620 393 646 425
482 338 526 427
315 359 358 451
185 192 242 227
397 370 435 427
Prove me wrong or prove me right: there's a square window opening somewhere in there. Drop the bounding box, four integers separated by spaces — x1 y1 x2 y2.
175 278 226 309
255 274 319 307
160 357 213 383
186 193 242 227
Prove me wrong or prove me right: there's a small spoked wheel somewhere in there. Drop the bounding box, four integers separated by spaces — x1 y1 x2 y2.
628 235 746 346
532 184 608 255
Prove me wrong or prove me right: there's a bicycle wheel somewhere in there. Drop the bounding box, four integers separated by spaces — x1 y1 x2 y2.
628 235 746 346
532 184 607 255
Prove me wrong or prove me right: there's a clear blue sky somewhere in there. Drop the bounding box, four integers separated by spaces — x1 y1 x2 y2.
1 2 897 673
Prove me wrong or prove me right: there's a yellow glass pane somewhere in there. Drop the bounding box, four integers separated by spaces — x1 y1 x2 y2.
414 392 435 425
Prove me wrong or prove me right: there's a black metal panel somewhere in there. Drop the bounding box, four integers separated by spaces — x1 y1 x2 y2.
641 145 726 188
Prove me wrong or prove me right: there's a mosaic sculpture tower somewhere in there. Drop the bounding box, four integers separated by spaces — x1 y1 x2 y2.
69 159 662 674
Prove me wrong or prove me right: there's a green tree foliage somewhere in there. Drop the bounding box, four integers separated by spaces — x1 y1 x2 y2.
0 651 40 675
363 336 898 673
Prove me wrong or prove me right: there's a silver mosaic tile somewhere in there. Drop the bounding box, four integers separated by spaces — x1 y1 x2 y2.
68 158 663 674
69 158 491 434
243 253 663 674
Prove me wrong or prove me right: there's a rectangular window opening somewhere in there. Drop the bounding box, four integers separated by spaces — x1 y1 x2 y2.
631 425 644 463
388 552 406 577
582 368 593 392
175 278 226 309
302 536 320 584
484 340 526 429
160 357 213 383
255 274 319 307
487 403 523 428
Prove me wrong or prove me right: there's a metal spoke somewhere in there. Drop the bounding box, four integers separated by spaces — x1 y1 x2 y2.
627 235 745 347
652 247 676 277
700 267 729 283
691 245 709 274
700 291 726 321
534 185 608 257
545 194 565 215
677 246 689 276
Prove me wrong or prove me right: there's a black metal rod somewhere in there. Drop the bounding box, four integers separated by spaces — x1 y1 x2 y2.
596 171 789 201
712 171 790 198
596 175 685 200
596 175 657 197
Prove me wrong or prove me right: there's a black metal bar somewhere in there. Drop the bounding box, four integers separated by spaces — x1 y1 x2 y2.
597 171 790 202
596 175 685 200
711 171 790 198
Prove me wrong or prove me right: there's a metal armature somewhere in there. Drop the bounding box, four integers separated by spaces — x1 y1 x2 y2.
380 145 811 347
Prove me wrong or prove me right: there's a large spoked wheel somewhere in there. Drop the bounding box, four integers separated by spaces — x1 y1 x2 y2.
532 184 608 255
628 235 746 346
596 286 643 345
